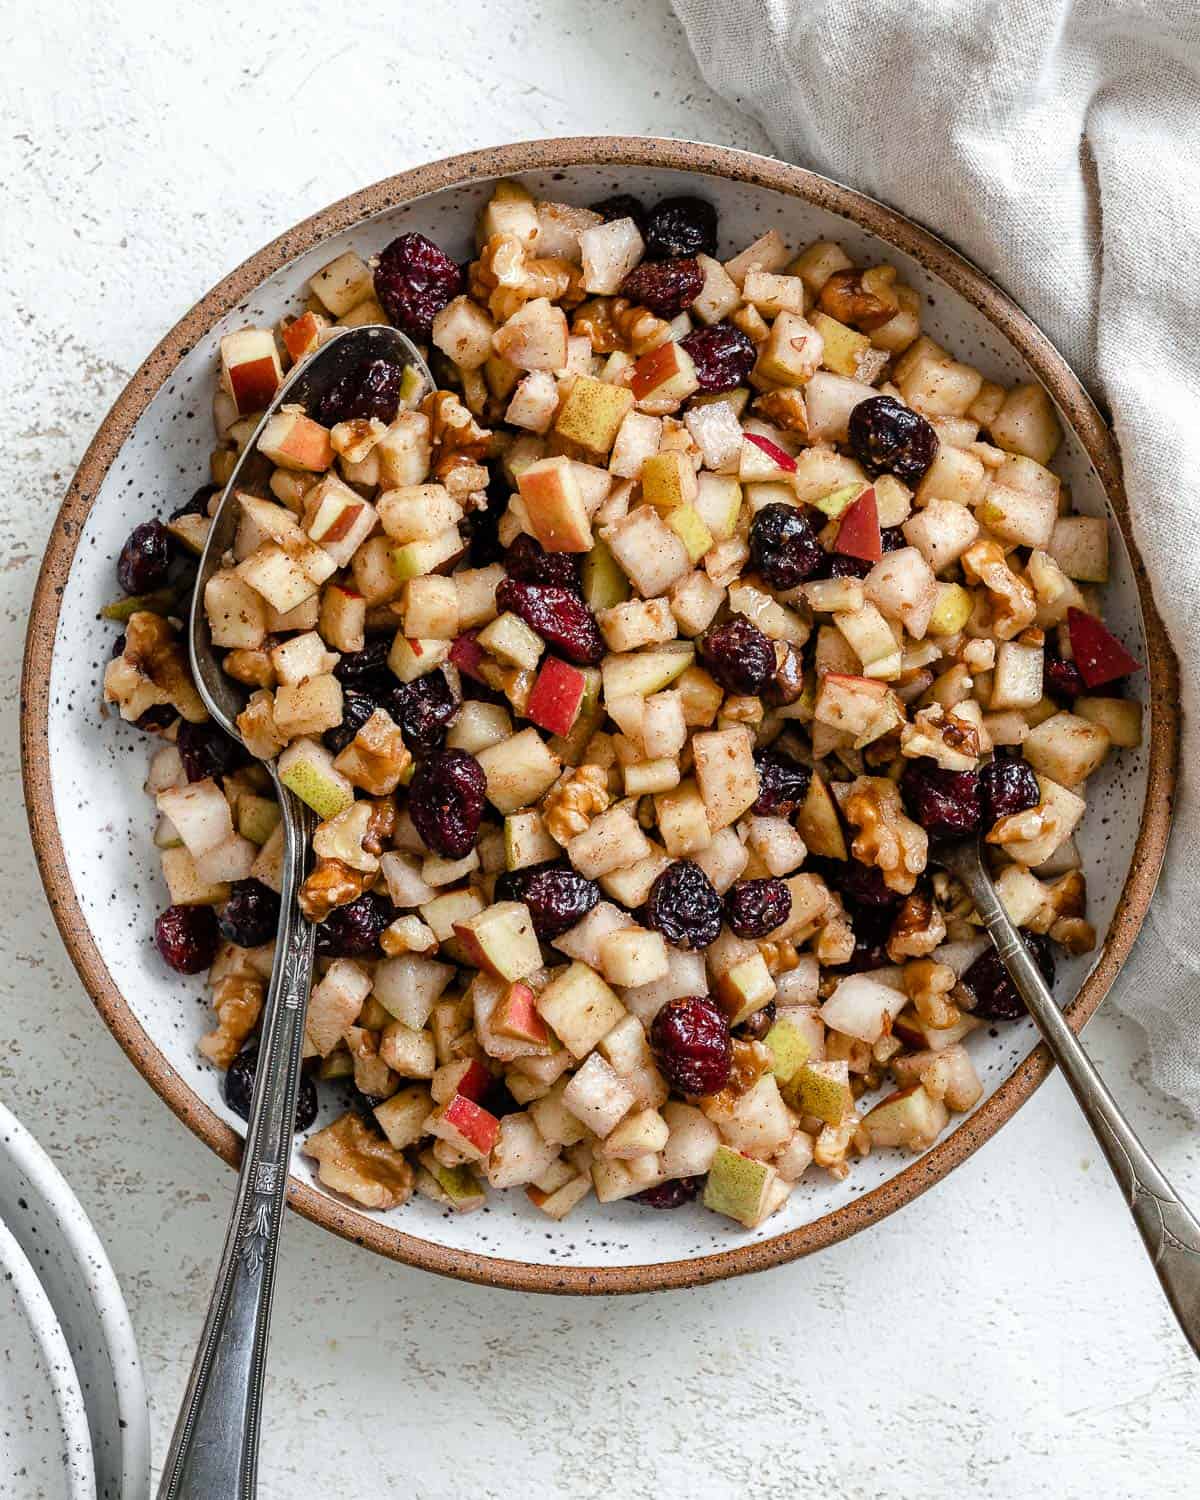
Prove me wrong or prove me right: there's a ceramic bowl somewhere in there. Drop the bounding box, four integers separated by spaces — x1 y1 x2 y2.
0 1098 150 1499
22 138 1178 1293
0 1215 94 1500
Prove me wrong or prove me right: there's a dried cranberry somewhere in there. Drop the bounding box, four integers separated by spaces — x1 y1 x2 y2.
117 520 171 595
494 578 604 666
504 534 582 594
643 196 718 260
495 863 600 939
735 998 777 1042
481 1075 521 1119
374 232 462 338
632 1175 703 1209
170 485 217 520
135 705 176 733
650 996 732 1094
748 503 825 589
590 193 646 228
643 861 722 950
224 1048 318 1132
961 933 1056 1021
900 760 982 839
388 669 460 754
723 878 792 939
836 909 895 973
619 257 704 317
154 904 219 974
217 879 281 949
313 891 396 958
462 492 505 568
848 396 939 485
408 748 486 858
980 754 1040 827
817 856 902 912
1044 653 1085 703
323 689 381 755
315 357 405 428
333 637 393 693
699 617 775 695
680 323 757 392
177 720 249 783
753 748 812 817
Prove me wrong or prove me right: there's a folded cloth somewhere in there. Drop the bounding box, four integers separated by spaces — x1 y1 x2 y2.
671 0 1200 1111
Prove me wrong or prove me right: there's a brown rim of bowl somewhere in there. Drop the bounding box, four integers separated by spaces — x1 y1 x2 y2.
21 136 1179 1295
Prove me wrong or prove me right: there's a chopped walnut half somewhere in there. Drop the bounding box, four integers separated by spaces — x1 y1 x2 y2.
887 887 947 960
571 296 669 356
986 803 1052 848
813 1116 869 1180
818 265 900 331
1024 870 1095 953
312 800 382 873
471 233 584 322
477 657 534 717
331 417 387 464
900 703 981 772
332 708 411 794
703 1040 773 1114
901 959 960 1029
961 540 1036 640
381 915 439 957
298 857 373 923
758 937 801 976
421 390 490 490
841 776 928 894
544 763 611 845
103 611 208 725
718 695 763 726
198 974 264 1069
302 1112 414 1210
753 386 809 436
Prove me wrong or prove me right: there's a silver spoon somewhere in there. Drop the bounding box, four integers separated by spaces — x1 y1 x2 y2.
934 838 1200 1357
159 325 433 1500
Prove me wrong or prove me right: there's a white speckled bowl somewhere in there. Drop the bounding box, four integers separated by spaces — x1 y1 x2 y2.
0 1099 149 1499
22 139 1177 1293
0 1215 94 1500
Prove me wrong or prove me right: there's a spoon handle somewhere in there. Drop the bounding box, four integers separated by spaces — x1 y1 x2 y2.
956 851 1200 1359
157 784 316 1498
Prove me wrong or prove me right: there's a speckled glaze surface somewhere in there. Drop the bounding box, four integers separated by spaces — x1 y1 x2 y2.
0 1215 95 1500
22 138 1178 1294
0 1098 149 1500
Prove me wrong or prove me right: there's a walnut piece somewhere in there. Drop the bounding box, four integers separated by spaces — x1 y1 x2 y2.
298 857 373 923
302 1112 414 1210
312 800 382 873
236 690 287 761
900 703 981 772
753 386 809 436
333 708 411 795
901 958 960 1029
572 296 669 356
223 647 277 689
818 265 899 331
103 610 208 725
421 389 491 490
345 1026 398 1100
544 763 611 845
198 974 264 1069
471 233 584 322
887 887 948 961
841 776 928 894
961 539 1037 641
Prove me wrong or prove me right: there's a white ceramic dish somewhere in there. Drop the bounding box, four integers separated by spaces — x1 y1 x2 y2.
0 1215 95 1500
23 140 1176 1292
0 1099 149 1500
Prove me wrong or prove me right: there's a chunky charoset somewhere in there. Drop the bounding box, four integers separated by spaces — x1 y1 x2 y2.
102 182 1142 1228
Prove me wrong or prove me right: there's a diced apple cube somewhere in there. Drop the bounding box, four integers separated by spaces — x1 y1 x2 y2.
493 297 569 372
604 506 691 597
432 294 496 370
692 727 759 830
989 382 1062 464
597 927 669 988
862 1085 948 1150
452 901 542 982
537 962 627 1059
555 375 634 455
277 738 354 819
476 728 561 814
258 407 333 472
1048 515 1109 582
580 217 645 294
1073 695 1142 749
1022 711 1111 786
990 642 1044 710
157 778 233 858
236 543 320 615
629 341 700 410
309 251 374 316
567 805 652 878
204 570 269 650
220 328 282 415
753 311 824 388
703 1146 781 1228
562 1052 635 1137
516 455 593 553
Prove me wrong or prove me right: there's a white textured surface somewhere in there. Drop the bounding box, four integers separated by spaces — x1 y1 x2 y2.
2 2 1198 1496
